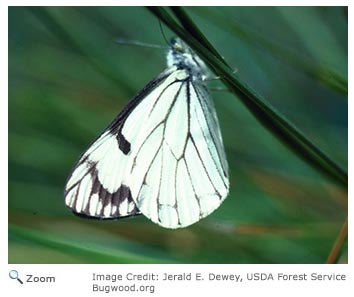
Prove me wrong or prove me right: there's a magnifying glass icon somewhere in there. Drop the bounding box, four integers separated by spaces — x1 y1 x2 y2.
9 270 23 284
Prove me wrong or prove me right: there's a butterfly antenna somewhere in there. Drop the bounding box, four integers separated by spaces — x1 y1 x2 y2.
159 20 170 45
115 38 166 49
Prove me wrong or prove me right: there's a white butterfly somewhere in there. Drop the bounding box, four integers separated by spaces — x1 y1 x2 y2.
64 37 229 229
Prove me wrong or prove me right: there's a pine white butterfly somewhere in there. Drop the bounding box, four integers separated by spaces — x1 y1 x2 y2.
64 37 229 229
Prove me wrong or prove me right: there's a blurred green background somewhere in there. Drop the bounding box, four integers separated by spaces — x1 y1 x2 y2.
8 7 347 263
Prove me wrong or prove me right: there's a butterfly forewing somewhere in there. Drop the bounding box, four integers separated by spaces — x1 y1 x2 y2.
64 69 176 219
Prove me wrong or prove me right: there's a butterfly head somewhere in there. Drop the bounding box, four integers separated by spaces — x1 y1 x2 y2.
167 37 209 81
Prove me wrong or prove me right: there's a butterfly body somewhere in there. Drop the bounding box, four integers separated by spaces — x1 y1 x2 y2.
167 37 209 81
65 37 229 228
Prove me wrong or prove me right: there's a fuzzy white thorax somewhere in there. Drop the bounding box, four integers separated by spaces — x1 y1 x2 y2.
166 37 209 81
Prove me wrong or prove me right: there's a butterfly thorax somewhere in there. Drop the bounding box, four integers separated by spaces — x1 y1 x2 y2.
166 37 209 81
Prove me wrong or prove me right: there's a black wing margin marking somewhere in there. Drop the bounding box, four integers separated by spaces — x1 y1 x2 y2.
65 161 141 219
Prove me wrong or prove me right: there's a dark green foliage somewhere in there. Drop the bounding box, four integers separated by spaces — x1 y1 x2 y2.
9 7 347 263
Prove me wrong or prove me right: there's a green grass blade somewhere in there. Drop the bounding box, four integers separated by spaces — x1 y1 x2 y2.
193 8 347 95
9 224 174 264
148 7 347 187
169 7 227 64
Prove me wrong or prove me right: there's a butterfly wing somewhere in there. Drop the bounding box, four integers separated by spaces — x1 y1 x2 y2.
128 71 229 228
64 69 174 219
